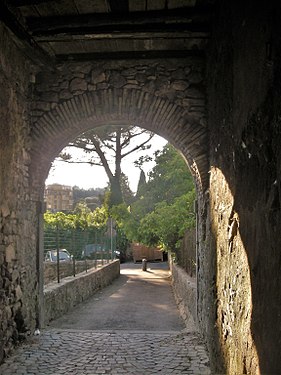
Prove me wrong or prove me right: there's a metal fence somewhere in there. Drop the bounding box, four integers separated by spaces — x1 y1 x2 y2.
175 228 196 277
44 226 117 283
44 227 116 259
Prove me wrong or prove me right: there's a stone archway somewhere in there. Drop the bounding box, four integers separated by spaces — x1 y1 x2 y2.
28 59 210 334
29 59 209 195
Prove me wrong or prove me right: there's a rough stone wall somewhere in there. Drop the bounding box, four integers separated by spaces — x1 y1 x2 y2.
201 1 281 373
44 260 120 324
31 59 205 125
0 24 39 362
209 169 259 373
171 262 197 329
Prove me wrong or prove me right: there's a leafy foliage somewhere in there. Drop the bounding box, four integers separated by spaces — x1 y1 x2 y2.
141 144 194 205
137 190 195 250
111 144 196 251
44 211 76 229
44 201 109 231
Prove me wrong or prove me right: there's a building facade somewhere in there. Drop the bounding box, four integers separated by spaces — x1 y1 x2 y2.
45 184 73 212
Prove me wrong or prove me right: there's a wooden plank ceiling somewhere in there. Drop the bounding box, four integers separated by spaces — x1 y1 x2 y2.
2 0 212 65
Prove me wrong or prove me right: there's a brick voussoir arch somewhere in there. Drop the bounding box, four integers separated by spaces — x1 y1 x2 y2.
30 88 209 192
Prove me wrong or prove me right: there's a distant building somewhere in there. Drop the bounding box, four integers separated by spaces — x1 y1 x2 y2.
45 184 73 212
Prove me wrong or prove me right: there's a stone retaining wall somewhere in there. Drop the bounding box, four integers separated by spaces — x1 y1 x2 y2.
43 260 120 325
171 262 197 329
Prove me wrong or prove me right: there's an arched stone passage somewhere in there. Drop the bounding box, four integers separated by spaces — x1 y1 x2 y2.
29 60 208 194
30 89 208 191
2 2 281 374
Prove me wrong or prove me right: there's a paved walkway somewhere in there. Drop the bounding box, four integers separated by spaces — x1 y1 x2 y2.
0 262 211 374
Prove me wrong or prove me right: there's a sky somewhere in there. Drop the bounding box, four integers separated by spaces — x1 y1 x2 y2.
45 133 167 193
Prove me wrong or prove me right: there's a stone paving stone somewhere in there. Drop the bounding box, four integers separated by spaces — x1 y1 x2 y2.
0 329 211 374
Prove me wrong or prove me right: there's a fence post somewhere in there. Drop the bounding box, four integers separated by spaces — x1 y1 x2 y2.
56 223 60 283
107 236 110 264
73 257 76 277
84 257 88 273
94 230 98 268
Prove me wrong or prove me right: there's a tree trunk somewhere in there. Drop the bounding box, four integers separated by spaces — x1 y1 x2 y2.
109 176 123 207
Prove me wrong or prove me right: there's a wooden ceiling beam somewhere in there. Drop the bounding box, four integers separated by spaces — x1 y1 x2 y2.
55 49 206 62
7 0 57 6
34 31 209 42
27 7 212 35
107 0 129 13
0 2 55 68
31 22 210 39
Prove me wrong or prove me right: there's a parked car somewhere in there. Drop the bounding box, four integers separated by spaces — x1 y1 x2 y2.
82 244 104 258
45 249 72 262
60 248 72 257
82 244 120 260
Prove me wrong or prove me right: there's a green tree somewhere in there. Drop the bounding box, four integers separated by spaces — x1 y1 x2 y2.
136 169 146 197
120 172 134 205
144 144 194 205
130 144 194 219
137 190 195 250
110 203 137 242
59 125 154 207
111 144 196 251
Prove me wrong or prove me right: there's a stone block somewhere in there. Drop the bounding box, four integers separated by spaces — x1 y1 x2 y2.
188 72 203 84
171 80 189 91
87 84 96 91
5 244 16 263
96 83 110 90
15 285 23 300
185 87 204 98
59 90 73 100
1 204 10 218
91 69 106 84
69 78 87 92
34 101 51 111
171 68 186 80
40 91 58 102
69 63 92 74
135 73 147 82
109 72 126 88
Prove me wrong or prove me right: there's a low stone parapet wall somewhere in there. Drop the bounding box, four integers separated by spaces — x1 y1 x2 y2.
43 260 120 325
171 262 197 328
44 260 102 284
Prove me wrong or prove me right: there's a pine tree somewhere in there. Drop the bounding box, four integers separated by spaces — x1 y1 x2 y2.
136 169 146 197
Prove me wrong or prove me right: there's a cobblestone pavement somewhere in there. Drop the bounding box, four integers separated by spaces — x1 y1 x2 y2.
0 263 211 374
0 329 210 374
